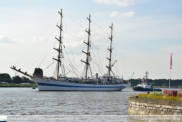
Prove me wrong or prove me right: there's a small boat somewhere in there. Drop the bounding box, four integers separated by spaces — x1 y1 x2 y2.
132 71 162 91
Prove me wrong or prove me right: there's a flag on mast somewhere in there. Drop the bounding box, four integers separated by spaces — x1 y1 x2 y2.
170 53 173 73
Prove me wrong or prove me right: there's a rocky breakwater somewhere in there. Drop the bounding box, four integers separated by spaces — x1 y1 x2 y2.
128 96 182 121
129 96 182 115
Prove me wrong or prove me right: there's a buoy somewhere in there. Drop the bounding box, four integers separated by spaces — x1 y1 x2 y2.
32 86 36 89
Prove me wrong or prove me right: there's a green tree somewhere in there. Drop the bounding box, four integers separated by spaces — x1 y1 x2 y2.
12 76 22 84
152 82 155 86
0 73 12 83
33 68 43 76
22 76 29 81
2 78 8 82
162 83 167 87
21 76 31 83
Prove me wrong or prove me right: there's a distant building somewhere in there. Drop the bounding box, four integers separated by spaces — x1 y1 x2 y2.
21 83 30 84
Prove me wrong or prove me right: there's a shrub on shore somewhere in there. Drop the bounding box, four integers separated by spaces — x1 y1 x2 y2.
138 91 182 101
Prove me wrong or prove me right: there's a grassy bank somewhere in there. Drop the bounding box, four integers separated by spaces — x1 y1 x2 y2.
138 91 182 101
153 86 182 88
0 84 37 87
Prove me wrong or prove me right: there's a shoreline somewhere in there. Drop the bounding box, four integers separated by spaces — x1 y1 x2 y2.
0 84 181 88
0 84 37 87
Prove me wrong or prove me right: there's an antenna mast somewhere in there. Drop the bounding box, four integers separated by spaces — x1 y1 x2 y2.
106 23 113 76
145 71 149 80
81 14 91 81
53 9 63 79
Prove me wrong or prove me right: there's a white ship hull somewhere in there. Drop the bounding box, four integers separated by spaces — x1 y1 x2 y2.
32 78 131 91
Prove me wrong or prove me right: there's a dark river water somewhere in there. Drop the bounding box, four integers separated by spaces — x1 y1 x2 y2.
0 87 168 122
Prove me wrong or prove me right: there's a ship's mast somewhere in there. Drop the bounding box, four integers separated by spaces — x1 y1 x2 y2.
106 23 113 76
53 9 63 79
81 14 91 81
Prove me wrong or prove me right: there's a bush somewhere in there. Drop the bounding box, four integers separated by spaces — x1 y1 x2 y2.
12 76 22 84
138 91 182 101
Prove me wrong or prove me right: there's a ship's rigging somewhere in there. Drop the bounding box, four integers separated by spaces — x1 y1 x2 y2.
10 9 129 80
81 14 92 81
106 23 113 76
52 9 63 79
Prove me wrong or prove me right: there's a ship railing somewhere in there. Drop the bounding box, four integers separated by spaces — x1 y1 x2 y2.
33 75 57 80
66 79 129 85
33 75 130 85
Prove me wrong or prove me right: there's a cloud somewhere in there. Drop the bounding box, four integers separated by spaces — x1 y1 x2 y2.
0 35 15 44
94 0 135 6
122 11 135 17
109 11 120 17
0 44 4 47
32 36 47 43
109 11 135 17
14 39 23 43
40 37 47 41
64 31 86 48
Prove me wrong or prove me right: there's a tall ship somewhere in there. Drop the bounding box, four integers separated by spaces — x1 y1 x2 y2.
10 9 131 91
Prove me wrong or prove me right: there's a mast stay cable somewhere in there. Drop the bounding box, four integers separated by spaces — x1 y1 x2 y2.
15 14 59 66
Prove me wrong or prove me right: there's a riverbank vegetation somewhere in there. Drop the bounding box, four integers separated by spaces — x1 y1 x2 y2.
138 91 182 101
1 72 182 88
0 83 37 87
131 79 182 88
0 73 34 84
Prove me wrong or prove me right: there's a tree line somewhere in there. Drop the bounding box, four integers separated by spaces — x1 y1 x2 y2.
0 68 44 84
1 67 181 86
130 79 182 87
0 73 34 84
0 68 43 84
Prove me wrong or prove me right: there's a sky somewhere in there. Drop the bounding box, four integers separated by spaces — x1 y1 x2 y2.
0 0 182 80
